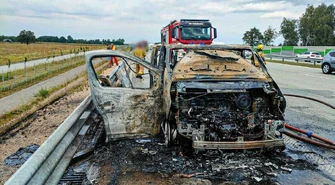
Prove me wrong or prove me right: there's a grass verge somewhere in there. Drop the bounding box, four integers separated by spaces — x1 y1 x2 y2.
0 57 85 99
0 42 105 65
0 61 108 134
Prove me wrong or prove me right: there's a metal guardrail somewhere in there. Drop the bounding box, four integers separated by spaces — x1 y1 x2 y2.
266 54 323 66
5 95 93 185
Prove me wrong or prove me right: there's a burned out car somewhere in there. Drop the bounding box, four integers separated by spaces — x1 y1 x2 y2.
85 44 286 150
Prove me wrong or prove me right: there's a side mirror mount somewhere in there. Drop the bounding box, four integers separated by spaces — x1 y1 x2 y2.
213 28 217 39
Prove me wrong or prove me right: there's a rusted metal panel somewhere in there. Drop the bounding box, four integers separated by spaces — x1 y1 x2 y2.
172 50 270 81
93 88 163 141
193 139 285 150
85 50 164 142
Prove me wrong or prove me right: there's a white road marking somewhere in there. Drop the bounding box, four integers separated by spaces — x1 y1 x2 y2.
298 73 335 81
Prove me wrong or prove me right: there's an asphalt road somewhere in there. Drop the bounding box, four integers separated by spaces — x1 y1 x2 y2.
0 58 103 116
0 53 85 73
266 62 335 181
266 62 335 139
266 62 335 106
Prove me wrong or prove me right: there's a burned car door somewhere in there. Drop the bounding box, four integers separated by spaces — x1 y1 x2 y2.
150 44 161 67
85 50 164 142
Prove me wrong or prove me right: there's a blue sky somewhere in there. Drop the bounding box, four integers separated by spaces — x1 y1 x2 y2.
0 0 333 44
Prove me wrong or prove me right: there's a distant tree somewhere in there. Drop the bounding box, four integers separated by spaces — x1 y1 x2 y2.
111 38 125 45
242 27 263 46
37 36 59 42
280 18 299 46
67 35 74 43
94 39 101 44
299 4 335 46
262 26 278 46
50 36 60 43
59 36 67 43
17 30 36 45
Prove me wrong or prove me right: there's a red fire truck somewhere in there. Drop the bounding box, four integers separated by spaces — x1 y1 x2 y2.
161 19 217 45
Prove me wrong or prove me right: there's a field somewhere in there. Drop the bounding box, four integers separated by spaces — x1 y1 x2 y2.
0 56 86 99
0 42 105 65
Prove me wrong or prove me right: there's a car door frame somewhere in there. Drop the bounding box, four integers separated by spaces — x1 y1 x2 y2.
85 50 164 141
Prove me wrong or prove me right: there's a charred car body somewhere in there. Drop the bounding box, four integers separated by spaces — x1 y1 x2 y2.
86 44 286 150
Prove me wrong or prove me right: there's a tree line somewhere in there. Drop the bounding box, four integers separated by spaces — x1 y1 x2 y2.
243 3 335 46
1 31 125 45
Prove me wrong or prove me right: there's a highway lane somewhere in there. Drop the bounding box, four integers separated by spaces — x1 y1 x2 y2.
267 62 335 145
266 62 335 106
0 58 104 115
267 62 335 180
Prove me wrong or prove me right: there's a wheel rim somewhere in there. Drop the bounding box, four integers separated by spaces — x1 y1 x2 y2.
323 65 330 73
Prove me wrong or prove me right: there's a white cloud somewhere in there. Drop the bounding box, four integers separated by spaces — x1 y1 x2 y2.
0 0 333 44
261 11 302 19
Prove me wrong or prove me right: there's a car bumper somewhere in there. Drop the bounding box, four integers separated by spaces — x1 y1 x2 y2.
193 138 284 150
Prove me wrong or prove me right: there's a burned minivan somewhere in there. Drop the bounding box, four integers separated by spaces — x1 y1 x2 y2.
86 44 286 150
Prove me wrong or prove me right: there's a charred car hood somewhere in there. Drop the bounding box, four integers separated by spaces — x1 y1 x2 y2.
172 50 270 81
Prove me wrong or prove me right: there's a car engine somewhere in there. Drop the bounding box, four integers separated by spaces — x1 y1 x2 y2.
171 81 285 142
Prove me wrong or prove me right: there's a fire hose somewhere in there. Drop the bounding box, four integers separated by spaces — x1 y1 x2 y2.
281 94 335 149
283 94 335 110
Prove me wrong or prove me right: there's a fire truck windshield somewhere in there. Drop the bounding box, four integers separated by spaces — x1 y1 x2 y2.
180 27 211 40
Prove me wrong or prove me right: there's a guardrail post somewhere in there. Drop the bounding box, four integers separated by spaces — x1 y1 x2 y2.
34 64 36 78
282 58 284 63
313 61 316 66
2 70 4 87
24 57 27 78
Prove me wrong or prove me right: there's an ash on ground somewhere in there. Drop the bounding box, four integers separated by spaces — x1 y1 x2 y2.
64 136 335 185
4 144 39 166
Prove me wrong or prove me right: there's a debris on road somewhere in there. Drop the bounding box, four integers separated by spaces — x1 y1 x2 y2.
4 144 39 166
264 162 279 169
136 138 152 144
64 136 323 184
252 176 262 182
281 166 293 172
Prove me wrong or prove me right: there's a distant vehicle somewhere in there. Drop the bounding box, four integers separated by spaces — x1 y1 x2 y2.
321 50 335 74
296 51 323 62
161 19 217 45
3 39 12 42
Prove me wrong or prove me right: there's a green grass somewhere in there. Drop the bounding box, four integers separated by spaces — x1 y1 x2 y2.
0 59 108 132
37 88 49 98
0 42 105 65
0 57 85 99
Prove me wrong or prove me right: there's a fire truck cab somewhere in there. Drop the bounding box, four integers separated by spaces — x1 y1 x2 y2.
161 19 217 45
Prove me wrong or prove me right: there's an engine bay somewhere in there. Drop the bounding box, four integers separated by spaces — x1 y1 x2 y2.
170 81 285 142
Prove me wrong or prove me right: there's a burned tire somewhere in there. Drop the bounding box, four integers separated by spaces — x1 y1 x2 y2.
163 121 172 147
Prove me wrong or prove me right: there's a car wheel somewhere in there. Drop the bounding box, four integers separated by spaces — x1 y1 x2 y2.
322 63 332 74
162 119 176 147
